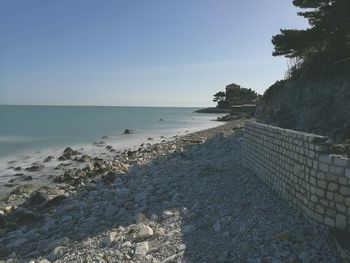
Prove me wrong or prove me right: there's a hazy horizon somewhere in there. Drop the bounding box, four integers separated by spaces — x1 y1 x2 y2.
1 1 308 107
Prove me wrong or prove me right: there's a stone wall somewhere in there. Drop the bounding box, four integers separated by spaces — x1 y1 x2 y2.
242 121 350 230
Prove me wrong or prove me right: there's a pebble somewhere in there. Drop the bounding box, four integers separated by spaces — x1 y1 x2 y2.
137 225 154 239
134 242 149 256
0 120 339 263
103 232 117 247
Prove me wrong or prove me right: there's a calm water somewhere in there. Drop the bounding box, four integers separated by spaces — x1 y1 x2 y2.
0 105 221 160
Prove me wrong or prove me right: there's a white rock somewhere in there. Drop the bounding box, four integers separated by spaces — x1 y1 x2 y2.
162 210 174 219
103 232 118 247
137 225 154 239
178 244 186 251
134 242 149 256
38 259 51 263
49 246 67 260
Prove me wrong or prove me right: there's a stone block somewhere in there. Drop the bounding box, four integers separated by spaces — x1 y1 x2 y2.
335 194 344 203
317 180 327 189
336 204 346 214
326 192 334 200
324 217 335 227
340 186 350 196
345 169 350 179
319 154 333 164
333 157 349 167
336 214 346 229
329 166 343 175
316 188 325 197
328 183 339 192
319 163 329 173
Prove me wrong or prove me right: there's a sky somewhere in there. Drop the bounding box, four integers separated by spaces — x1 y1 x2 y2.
0 0 308 107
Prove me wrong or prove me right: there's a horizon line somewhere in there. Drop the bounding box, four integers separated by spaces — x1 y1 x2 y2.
0 104 214 108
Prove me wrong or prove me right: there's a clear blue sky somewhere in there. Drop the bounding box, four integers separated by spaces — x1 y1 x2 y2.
0 0 308 107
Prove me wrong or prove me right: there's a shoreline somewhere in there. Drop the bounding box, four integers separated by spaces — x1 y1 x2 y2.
0 118 339 262
0 118 225 199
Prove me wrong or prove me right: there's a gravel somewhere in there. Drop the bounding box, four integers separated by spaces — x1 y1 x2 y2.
0 119 340 262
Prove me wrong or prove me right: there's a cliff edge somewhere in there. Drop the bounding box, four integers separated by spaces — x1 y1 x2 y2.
256 69 350 143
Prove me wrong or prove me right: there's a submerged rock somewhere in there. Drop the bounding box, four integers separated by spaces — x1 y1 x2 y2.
58 147 80 160
44 156 55 162
123 129 135 135
25 163 45 172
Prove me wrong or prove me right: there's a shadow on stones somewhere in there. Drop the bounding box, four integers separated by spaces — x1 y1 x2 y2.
1 132 340 262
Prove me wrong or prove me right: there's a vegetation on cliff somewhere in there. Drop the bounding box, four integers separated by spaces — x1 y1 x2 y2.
258 0 350 144
272 0 350 77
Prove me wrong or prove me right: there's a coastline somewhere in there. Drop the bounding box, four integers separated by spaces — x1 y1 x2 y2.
0 118 339 262
0 114 224 199
0 120 231 207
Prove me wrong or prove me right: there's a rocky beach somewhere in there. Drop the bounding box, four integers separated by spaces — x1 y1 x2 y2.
0 119 341 262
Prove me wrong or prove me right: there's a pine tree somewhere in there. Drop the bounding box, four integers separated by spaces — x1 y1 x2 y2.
272 0 350 66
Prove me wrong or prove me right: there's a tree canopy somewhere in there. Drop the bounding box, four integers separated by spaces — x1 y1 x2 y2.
272 0 350 69
213 85 258 109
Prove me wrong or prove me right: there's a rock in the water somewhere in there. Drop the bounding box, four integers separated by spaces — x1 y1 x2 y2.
76 155 92 163
123 129 135 135
44 156 55 162
25 163 45 172
137 225 154 239
58 147 80 160
39 259 51 263
134 242 149 256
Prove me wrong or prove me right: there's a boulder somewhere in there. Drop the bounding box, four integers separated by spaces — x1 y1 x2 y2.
58 147 80 160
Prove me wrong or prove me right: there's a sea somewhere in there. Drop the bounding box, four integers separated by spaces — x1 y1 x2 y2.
0 105 223 195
